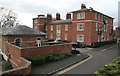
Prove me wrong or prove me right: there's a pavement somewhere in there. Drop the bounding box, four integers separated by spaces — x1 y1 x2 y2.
29 53 89 75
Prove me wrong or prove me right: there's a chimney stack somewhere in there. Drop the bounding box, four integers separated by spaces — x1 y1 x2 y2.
81 4 86 9
56 13 60 20
66 12 71 19
47 13 52 22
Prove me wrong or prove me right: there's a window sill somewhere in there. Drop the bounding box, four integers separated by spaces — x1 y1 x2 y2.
77 18 85 19
77 30 84 31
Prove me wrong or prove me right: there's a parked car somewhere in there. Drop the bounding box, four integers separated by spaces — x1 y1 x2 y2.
72 42 86 48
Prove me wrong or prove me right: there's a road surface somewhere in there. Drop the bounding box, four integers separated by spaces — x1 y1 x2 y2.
58 45 119 74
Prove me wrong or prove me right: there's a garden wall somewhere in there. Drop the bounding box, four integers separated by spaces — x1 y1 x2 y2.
2 57 31 76
21 43 72 57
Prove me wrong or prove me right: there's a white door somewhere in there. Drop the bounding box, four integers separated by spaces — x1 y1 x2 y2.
37 38 41 47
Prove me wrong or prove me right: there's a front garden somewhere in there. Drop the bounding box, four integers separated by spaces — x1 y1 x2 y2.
25 50 80 66
95 56 120 76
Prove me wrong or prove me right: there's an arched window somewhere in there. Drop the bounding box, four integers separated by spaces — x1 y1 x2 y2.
37 38 42 47
15 38 21 47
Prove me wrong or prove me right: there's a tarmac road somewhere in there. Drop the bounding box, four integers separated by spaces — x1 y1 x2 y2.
59 45 119 74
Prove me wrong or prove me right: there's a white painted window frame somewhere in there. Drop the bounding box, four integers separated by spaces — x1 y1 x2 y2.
50 33 53 38
77 12 85 19
65 34 68 40
77 35 84 42
51 25 53 31
65 25 68 31
77 23 84 31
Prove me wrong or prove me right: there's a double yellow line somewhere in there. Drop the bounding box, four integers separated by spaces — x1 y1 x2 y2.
56 54 92 75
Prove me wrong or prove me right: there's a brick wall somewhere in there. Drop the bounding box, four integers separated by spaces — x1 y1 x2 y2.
2 57 31 75
21 43 72 57
3 41 71 75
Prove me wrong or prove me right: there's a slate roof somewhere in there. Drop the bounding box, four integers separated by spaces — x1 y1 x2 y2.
49 19 72 24
71 8 114 19
0 25 47 36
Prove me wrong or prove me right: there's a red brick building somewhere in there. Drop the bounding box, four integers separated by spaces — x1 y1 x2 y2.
115 26 120 39
33 4 114 45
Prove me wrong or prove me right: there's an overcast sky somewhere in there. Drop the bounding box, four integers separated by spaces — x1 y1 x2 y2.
0 0 119 29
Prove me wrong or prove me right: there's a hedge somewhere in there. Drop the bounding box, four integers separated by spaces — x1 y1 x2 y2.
2 60 13 71
25 53 72 66
95 56 120 75
25 55 46 66
90 40 116 48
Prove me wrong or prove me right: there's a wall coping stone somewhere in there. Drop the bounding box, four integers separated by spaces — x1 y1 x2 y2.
20 43 72 50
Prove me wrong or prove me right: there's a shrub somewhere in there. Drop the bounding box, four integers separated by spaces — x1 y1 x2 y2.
46 53 60 62
25 53 72 66
59 53 72 60
95 56 120 75
90 40 116 48
46 53 72 62
71 50 80 55
2 60 13 71
25 55 46 66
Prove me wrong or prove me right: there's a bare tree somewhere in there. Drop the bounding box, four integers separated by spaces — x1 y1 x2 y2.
0 7 19 28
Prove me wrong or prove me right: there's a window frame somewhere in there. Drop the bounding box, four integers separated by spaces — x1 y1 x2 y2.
95 13 97 19
77 35 84 42
34 19 37 23
34 26 37 29
77 12 85 19
104 25 106 31
77 23 84 31
98 14 100 20
65 34 68 40
46 26 47 31
65 25 68 31
101 15 103 21
51 25 53 31
50 33 53 38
